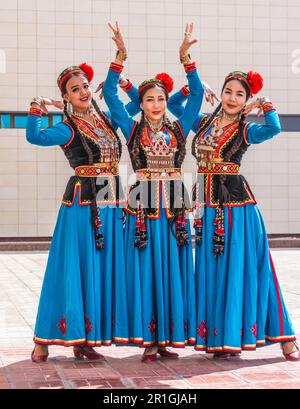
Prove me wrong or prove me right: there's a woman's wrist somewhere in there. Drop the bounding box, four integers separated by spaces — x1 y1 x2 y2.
180 53 191 64
257 96 271 107
115 49 127 65
30 96 44 107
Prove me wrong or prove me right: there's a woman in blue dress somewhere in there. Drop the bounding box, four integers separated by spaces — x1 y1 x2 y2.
103 22 204 362
168 70 300 361
27 63 140 362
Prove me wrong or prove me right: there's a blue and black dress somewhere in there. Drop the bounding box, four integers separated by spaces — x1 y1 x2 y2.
103 61 204 348
168 89 296 353
26 88 139 347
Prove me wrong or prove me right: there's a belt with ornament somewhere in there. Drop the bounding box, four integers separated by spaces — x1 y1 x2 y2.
136 168 182 181
197 161 239 175
75 162 119 177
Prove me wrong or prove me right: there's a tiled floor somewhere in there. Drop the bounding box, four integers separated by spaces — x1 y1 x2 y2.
0 250 300 389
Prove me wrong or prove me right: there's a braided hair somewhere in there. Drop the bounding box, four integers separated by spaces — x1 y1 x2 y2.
91 98 122 159
63 100 99 229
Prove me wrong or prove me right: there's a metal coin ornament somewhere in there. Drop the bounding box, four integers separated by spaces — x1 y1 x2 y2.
211 125 223 138
94 128 106 137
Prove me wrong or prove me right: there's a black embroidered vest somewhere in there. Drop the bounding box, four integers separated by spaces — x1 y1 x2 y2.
60 114 125 206
193 115 256 206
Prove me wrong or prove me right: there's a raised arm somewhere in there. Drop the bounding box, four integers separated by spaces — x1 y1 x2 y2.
169 86 202 134
102 22 136 141
96 76 140 124
168 82 219 133
244 98 281 145
175 24 204 137
120 79 140 117
26 102 72 147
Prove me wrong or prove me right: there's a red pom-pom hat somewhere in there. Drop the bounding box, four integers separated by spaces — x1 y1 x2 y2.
224 70 263 97
57 62 94 91
138 72 174 96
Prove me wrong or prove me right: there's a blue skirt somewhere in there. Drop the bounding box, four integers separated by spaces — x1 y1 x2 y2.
124 204 196 348
34 195 129 347
195 204 296 353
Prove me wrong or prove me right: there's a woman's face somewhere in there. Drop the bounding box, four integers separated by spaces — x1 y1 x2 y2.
140 86 167 124
63 74 92 112
221 79 247 116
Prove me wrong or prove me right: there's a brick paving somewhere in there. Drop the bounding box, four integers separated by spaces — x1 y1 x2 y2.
0 250 299 389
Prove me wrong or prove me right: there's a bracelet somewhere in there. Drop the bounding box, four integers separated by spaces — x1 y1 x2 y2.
257 96 271 106
180 53 191 64
116 50 127 62
30 96 44 107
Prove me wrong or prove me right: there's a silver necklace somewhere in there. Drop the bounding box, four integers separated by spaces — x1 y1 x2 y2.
73 105 93 118
222 110 239 122
145 116 164 134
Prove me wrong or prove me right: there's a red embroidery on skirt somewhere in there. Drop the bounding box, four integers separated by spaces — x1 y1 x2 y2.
170 322 174 333
85 316 93 334
184 321 188 333
197 320 208 340
251 323 257 338
57 315 67 335
148 317 157 336
214 328 218 336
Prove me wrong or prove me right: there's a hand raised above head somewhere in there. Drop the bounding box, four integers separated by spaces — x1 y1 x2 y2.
108 21 127 52
179 22 198 61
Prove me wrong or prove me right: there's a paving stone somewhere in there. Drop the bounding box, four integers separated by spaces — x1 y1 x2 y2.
0 251 299 389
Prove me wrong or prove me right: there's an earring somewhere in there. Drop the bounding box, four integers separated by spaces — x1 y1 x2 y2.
67 102 73 115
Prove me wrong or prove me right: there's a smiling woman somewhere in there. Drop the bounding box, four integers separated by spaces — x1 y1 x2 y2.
168 69 300 361
26 61 141 363
103 22 204 362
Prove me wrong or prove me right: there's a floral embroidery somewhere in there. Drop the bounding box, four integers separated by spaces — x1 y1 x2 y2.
148 317 157 336
197 320 208 340
214 328 218 336
170 322 174 333
85 316 93 334
57 315 67 335
184 321 188 333
251 323 257 338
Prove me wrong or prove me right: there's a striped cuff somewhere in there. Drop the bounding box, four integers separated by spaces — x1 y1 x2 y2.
184 62 196 73
120 79 133 92
29 106 43 117
262 102 275 113
181 85 190 97
109 62 124 73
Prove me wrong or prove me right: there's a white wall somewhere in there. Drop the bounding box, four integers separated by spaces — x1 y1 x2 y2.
0 0 300 236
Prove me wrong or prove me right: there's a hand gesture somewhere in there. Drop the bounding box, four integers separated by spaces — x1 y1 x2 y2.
95 81 105 99
202 81 220 106
108 21 127 54
32 97 63 114
180 23 198 58
243 100 264 117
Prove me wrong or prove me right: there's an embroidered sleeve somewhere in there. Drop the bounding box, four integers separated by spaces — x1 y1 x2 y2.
26 112 72 147
103 63 136 141
246 109 281 145
177 66 204 137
